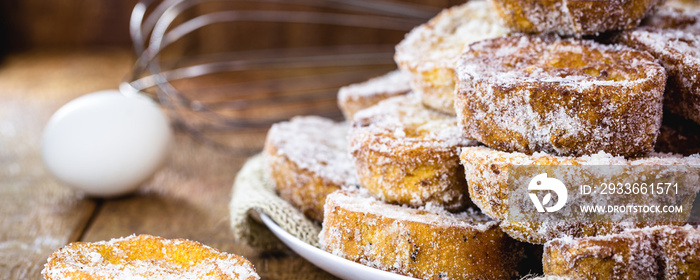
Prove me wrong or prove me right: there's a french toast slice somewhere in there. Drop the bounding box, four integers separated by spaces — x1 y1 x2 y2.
319 189 523 280
489 0 664 36
460 146 700 244
264 116 357 222
337 70 411 121
350 94 477 210
394 0 508 115
618 27 700 126
43 234 259 280
543 225 700 280
455 34 666 157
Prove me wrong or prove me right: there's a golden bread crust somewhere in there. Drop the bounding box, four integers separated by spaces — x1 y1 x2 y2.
641 6 700 34
658 225 700 279
319 190 523 280
459 146 700 244
489 0 664 35
337 70 411 120
394 0 508 115
264 116 357 222
617 27 700 126
543 225 700 280
544 230 658 279
455 35 666 157
350 94 477 210
42 234 259 280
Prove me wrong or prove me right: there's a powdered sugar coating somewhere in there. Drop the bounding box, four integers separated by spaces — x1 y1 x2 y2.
489 0 664 36
666 0 700 11
394 0 509 114
324 189 496 230
455 34 666 157
337 70 411 120
266 116 357 187
655 224 700 279
544 225 700 279
618 27 700 126
42 234 259 280
544 228 659 279
349 94 477 210
395 0 508 73
352 94 476 151
642 6 700 35
264 116 357 222
460 146 700 244
460 146 700 221
319 189 523 280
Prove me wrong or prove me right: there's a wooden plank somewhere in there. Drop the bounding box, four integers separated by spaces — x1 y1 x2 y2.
0 99 97 280
0 49 133 280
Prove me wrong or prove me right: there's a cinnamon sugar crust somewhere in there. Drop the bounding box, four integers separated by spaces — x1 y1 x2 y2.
618 27 700 126
489 0 664 36
455 35 666 157
544 225 700 280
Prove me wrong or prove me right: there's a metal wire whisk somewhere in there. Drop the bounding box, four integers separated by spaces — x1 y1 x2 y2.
119 0 438 151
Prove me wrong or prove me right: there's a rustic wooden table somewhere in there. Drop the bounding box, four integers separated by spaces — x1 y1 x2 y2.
0 48 339 280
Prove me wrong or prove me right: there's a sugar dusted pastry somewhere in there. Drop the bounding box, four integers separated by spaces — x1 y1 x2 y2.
337 70 411 120
264 116 357 222
544 229 658 279
666 0 700 11
455 34 666 157
641 6 700 35
543 225 700 280
350 94 477 210
42 234 259 280
319 189 523 280
617 27 700 126
460 146 700 244
394 0 508 115
489 0 664 36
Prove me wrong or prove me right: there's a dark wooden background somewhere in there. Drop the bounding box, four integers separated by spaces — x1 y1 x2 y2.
0 0 463 54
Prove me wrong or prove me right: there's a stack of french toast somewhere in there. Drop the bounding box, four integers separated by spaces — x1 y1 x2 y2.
263 0 700 279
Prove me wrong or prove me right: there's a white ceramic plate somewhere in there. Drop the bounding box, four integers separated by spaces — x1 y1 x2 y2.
259 213 418 280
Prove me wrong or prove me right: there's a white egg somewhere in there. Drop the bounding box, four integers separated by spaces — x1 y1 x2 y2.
41 90 172 197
